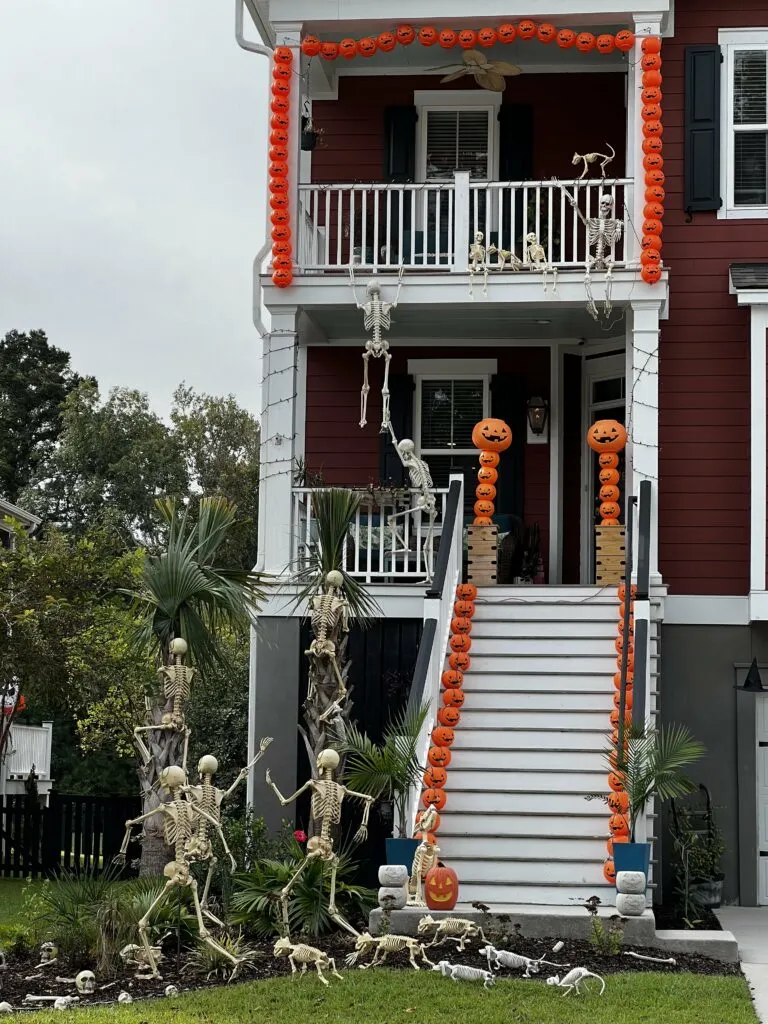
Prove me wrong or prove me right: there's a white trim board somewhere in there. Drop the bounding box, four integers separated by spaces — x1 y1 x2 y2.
718 29 768 220
407 358 498 375
663 596 750 627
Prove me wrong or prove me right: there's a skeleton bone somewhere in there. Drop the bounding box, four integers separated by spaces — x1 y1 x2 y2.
572 143 616 179
407 804 440 906
117 992 133 1004
345 932 434 970
274 937 343 986
547 966 606 996
487 243 522 272
480 944 569 977
133 637 194 772
468 232 489 299
432 960 495 988
525 233 558 294
266 748 375 938
0 1003 12 1014
304 570 350 712
560 188 622 318
23 996 80 1006
418 915 488 952
351 270 403 431
623 951 677 965
387 438 438 580
164 985 179 998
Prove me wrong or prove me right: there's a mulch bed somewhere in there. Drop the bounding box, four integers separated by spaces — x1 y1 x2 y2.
652 904 722 931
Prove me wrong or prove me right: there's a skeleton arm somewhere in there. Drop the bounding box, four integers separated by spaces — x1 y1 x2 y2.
195 807 238 872
223 737 274 802
117 808 163 860
559 184 588 227
265 769 312 807
344 788 375 842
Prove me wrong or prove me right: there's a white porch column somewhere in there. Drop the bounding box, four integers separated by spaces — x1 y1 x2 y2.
627 300 662 583
749 305 768 595
257 308 299 575
628 16 663 265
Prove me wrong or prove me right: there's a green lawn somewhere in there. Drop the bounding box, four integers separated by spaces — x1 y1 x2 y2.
0 877 29 925
20 970 757 1023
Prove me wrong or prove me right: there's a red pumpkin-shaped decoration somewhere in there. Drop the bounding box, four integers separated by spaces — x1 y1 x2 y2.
270 193 289 211
599 452 620 469
441 668 464 688
271 79 290 98
600 468 620 486
608 790 630 814
271 111 289 131
450 616 472 635
498 23 517 43
596 34 615 54
301 35 322 57
478 27 498 47
473 516 492 526
458 29 477 49
474 499 495 518
472 417 512 452
269 160 288 178
271 223 291 243
423 766 447 789
617 582 637 602
642 102 662 122
439 28 457 48
613 687 633 710
272 268 293 288
642 86 662 104
609 813 630 837
642 35 662 54
320 41 339 61
272 240 292 259
645 170 665 188
270 95 289 114
477 466 498 484
338 38 358 59
607 834 629 857
645 186 665 204
642 120 663 139
643 201 665 221
600 484 620 503
613 670 634 690
642 134 663 153
601 501 621 520
273 46 293 65
454 600 475 619
643 219 663 239
610 708 632 729
428 746 451 769
576 32 596 52
608 770 625 792
475 483 496 501
557 28 576 48
617 616 635 634
642 264 662 284
269 176 288 194
478 450 500 469
643 155 665 175
425 864 459 910
537 23 556 44
377 31 397 52
449 633 471 654
431 725 455 747
396 24 416 45
587 419 628 453
272 255 292 271
603 858 617 884
269 145 288 163
517 20 537 39
641 248 661 267
457 583 477 600
438 706 460 727
357 36 378 57
448 651 470 672
422 787 447 811
443 687 465 708
270 127 289 147
642 69 663 88
641 53 662 71
615 29 635 52
602 518 620 527
418 26 438 46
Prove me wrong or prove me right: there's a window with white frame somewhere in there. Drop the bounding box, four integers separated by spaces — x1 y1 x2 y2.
722 30 768 215
415 91 500 183
415 375 489 488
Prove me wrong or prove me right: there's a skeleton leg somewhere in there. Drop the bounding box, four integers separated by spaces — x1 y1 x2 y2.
328 956 343 981
380 350 392 434
604 258 614 314
584 265 599 321
327 855 359 936
360 351 371 429
189 879 241 979
314 961 330 986
137 882 174 979
387 506 415 555
561 984 575 997
200 858 224 926
423 505 437 580
279 853 317 936
287 953 298 977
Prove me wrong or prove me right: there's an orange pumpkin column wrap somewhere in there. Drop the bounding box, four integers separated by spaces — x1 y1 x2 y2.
639 36 664 284
425 863 459 910
471 418 512 524
270 47 294 288
587 420 627 525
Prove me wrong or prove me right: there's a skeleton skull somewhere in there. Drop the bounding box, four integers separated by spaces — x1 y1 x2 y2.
75 971 96 995
169 637 188 657
0 1002 12 1014
117 992 133 1005
325 569 343 589
316 748 340 772
164 985 179 998
599 195 615 217
159 765 186 791
1 681 19 712
39 942 57 964
53 997 78 1011
198 754 218 777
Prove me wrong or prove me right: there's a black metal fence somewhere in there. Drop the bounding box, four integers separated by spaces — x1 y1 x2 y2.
0 794 140 878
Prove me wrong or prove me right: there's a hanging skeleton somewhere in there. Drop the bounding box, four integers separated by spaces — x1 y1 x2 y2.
560 187 622 320
468 232 489 298
265 748 375 937
525 233 558 294
133 638 194 773
387 438 438 580
351 267 404 432
304 569 350 720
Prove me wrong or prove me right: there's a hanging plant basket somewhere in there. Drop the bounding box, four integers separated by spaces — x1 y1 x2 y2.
301 129 318 151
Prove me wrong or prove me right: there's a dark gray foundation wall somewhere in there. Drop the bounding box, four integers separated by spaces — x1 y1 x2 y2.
659 621 768 907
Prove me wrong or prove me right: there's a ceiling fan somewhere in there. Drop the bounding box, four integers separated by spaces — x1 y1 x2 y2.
430 49 521 92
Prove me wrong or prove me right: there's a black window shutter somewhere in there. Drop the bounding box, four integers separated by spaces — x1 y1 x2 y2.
490 373 526 521
498 104 534 181
379 374 414 484
384 107 418 183
684 45 722 212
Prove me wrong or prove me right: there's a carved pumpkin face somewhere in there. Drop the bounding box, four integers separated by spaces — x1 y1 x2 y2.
396 24 415 45
270 95 289 114
270 177 288 195
423 766 447 789
588 419 627 453
449 633 471 654
603 859 617 884
377 31 397 52
596 33 615 54
422 787 446 810
357 36 377 57
443 687 465 708
642 264 662 284
600 468 620 486
269 160 288 179
517 20 536 39
613 670 634 689
271 224 290 244
641 53 662 71
271 112 289 131
537 23 556 43
615 29 635 51
643 153 664 172
428 746 451 769
448 651 470 672
454 600 475 619
270 193 288 211
601 501 621 520
643 134 663 153
617 616 634 634
608 790 630 814
608 770 625 792
450 616 472 635
269 145 288 164
557 28 576 48
270 127 288 147
272 240 292 259
338 38 358 59
272 255 292 271
599 452 620 469
642 103 662 125
576 32 596 52
478 451 500 470
642 86 662 105
437 706 460 727
478 27 497 47
646 170 665 189
609 814 630 837
498 23 517 43
473 516 492 526
643 219 663 239
477 466 498 485
474 499 495 518
610 709 632 730
418 26 438 46
643 120 663 142
272 268 293 288
600 484 620 503
425 864 459 910
457 582 478 601
301 35 322 57
613 687 633 710
271 79 290 98
439 29 457 48
472 417 512 452
274 46 293 66
644 201 664 221
642 235 662 255
274 64 292 80
320 41 339 61
442 668 464 688
431 725 455 747
475 483 496 501
641 249 661 267
646 185 665 205
642 69 663 89
618 583 638 602
271 207 289 226
458 29 477 49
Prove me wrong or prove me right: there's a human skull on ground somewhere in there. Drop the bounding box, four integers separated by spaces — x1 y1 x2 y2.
164 985 179 998
38 942 57 966
75 971 96 995
117 992 133 1005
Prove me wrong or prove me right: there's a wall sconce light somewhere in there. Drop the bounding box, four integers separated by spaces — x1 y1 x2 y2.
526 397 549 443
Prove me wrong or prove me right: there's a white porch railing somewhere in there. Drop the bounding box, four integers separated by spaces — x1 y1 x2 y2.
291 486 453 583
298 173 634 273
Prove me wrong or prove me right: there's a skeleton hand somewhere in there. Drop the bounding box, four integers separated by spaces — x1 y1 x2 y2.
260 736 274 754
265 769 272 786
113 852 126 867
352 825 368 844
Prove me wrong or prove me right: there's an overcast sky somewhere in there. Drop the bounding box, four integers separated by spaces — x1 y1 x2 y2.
0 0 269 416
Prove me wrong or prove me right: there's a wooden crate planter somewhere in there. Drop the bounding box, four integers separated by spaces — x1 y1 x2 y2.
595 525 626 584
467 524 498 585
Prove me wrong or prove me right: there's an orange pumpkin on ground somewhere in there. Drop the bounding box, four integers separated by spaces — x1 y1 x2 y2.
425 864 459 910
472 417 513 452
428 746 451 768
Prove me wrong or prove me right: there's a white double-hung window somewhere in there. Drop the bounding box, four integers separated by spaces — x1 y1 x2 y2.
721 30 768 217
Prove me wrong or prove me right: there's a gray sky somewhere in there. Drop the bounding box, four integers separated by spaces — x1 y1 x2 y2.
0 0 269 416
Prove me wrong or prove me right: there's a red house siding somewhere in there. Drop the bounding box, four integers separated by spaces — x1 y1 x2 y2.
658 0 758 595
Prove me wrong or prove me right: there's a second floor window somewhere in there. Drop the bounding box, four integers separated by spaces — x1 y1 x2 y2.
720 31 768 216
424 109 491 181
416 376 488 489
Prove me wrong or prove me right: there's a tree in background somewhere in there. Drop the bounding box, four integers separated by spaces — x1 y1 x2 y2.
0 330 89 502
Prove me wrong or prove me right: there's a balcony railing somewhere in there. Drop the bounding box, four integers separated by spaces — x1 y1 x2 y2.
291 486 453 584
298 173 633 273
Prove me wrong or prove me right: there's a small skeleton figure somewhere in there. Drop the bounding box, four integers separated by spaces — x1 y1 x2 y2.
345 933 434 971
487 243 522 272
407 804 440 907
133 638 195 772
525 233 558 294
418 915 488 952
182 738 272 919
387 439 438 580
274 937 344 986
561 188 623 319
351 270 403 432
432 961 495 989
480 944 568 977
468 232 489 299
572 143 616 179
117 765 241 979
266 749 375 937
547 967 606 996
119 943 163 973
304 570 350 714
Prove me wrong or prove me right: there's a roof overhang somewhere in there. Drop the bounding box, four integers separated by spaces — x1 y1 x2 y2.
0 498 41 531
730 264 768 304
243 0 275 48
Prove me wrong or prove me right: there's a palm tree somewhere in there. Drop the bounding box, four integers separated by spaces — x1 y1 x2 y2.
128 496 265 875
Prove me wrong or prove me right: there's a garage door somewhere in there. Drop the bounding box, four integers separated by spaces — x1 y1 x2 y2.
758 696 768 905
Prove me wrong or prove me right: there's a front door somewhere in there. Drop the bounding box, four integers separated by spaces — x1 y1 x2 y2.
580 353 626 584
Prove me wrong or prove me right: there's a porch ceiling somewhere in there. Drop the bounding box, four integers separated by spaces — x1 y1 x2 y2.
302 301 625 342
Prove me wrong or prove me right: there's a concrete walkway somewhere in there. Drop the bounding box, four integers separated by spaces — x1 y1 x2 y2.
716 908 768 1022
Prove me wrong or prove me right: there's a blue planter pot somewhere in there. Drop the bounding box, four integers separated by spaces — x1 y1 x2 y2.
613 842 651 879
386 838 420 873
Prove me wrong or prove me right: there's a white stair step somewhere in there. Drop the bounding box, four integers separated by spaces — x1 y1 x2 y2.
466 655 618 674
453 725 610 749
448 747 606 771
440 813 609 839
458 882 617 906
460 697 612 718
467 637 616 656
461 673 615 694
443 791 609 816
446 768 606 793
446 858 609 886
469 619 621 638
439 835 608 859
472 605 619 623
